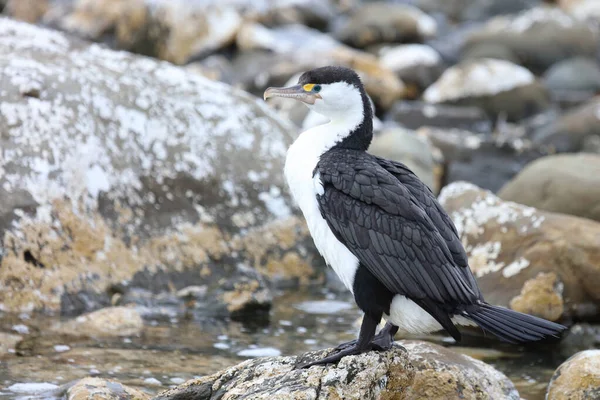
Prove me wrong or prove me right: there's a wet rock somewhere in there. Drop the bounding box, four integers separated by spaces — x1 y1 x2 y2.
530 97 600 152
420 127 545 192
52 306 144 337
543 57 600 94
4 0 48 23
379 44 444 97
67 377 149 400
0 18 322 314
465 7 599 74
368 128 442 193
387 101 491 133
234 22 405 110
154 341 519 400
498 154 600 222
0 332 22 355
423 58 549 121
546 350 600 400
439 182 600 321
334 2 437 49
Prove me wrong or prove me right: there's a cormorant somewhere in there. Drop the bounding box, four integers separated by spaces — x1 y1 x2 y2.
264 66 566 368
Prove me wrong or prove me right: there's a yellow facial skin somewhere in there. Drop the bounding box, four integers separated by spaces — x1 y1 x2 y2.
303 84 316 92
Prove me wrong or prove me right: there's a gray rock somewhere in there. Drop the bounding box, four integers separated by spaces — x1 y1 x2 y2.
387 101 491 133
530 98 600 152
417 0 542 22
334 2 437 48
423 58 549 122
439 182 600 322
462 43 520 64
558 0 600 23
0 332 22 355
544 57 600 92
559 324 600 359
0 18 323 315
465 7 599 74
368 128 442 193
499 154 600 222
154 341 520 400
546 350 600 400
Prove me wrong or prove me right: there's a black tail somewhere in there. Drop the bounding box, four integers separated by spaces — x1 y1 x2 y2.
463 303 567 344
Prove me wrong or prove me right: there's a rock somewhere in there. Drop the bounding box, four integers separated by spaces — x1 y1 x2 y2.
154 341 519 400
251 0 338 31
427 22 483 65
530 97 600 152
461 43 520 64
4 0 48 23
185 55 235 86
559 324 600 358
498 154 600 222
543 57 600 106
52 306 144 337
420 127 546 192
558 0 600 22
546 350 600 400
439 182 600 321
423 58 549 121
465 7 599 74
334 2 437 49
0 18 323 314
379 44 444 97
234 22 405 110
387 101 491 133
0 332 22 355
67 377 149 400
417 0 542 22
368 128 442 193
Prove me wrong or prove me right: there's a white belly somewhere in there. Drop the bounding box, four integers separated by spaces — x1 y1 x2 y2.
284 130 359 292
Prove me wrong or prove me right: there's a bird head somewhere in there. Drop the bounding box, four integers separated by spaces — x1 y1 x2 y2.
264 66 371 123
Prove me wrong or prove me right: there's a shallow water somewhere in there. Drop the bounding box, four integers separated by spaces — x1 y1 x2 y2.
0 289 566 400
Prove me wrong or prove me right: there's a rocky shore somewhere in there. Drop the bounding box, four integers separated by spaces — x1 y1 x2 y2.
1 0 600 399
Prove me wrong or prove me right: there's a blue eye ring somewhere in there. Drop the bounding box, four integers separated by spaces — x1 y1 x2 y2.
313 85 322 93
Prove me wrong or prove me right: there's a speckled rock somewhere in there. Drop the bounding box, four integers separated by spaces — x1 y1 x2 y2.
0 18 323 314
334 2 437 49
420 127 545 192
379 44 444 97
439 182 600 321
465 7 599 74
68 377 150 400
234 23 405 110
498 154 600 222
546 350 600 400
52 306 143 337
368 128 442 193
154 341 519 400
0 332 22 355
423 58 549 121
530 97 600 152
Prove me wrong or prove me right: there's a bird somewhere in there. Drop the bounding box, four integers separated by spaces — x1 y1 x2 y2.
263 66 566 368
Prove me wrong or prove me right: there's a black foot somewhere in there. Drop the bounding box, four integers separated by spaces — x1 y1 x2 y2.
334 322 398 352
296 342 372 369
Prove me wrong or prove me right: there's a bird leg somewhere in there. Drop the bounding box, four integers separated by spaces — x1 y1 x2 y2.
296 313 380 369
334 321 399 352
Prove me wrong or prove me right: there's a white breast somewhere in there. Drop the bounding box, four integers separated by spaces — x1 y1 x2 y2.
284 124 360 292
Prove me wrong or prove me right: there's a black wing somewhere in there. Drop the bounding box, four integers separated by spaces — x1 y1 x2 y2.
316 149 481 308
373 156 481 296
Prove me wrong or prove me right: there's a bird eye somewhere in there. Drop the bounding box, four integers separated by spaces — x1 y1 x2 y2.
313 85 322 93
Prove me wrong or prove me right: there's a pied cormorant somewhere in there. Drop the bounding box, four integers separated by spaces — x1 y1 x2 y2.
264 66 566 368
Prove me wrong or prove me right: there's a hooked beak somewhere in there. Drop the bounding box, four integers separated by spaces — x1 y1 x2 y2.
263 85 321 105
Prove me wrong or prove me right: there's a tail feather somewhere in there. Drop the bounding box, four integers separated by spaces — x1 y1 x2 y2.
463 303 567 344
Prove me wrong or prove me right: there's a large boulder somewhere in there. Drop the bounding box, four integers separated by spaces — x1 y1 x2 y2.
546 350 600 400
439 182 600 322
423 58 549 121
499 154 600 222
154 341 520 400
465 7 599 74
0 18 323 315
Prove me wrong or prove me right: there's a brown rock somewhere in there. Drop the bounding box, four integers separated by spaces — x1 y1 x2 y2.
52 306 144 337
546 350 600 400
67 377 149 400
439 182 600 321
499 154 600 221
4 0 49 23
154 341 519 400
0 332 22 355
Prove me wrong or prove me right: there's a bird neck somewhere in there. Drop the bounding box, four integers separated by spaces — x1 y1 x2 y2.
330 89 373 152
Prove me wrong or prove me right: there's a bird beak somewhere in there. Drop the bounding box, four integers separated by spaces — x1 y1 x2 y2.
263 85 321 105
